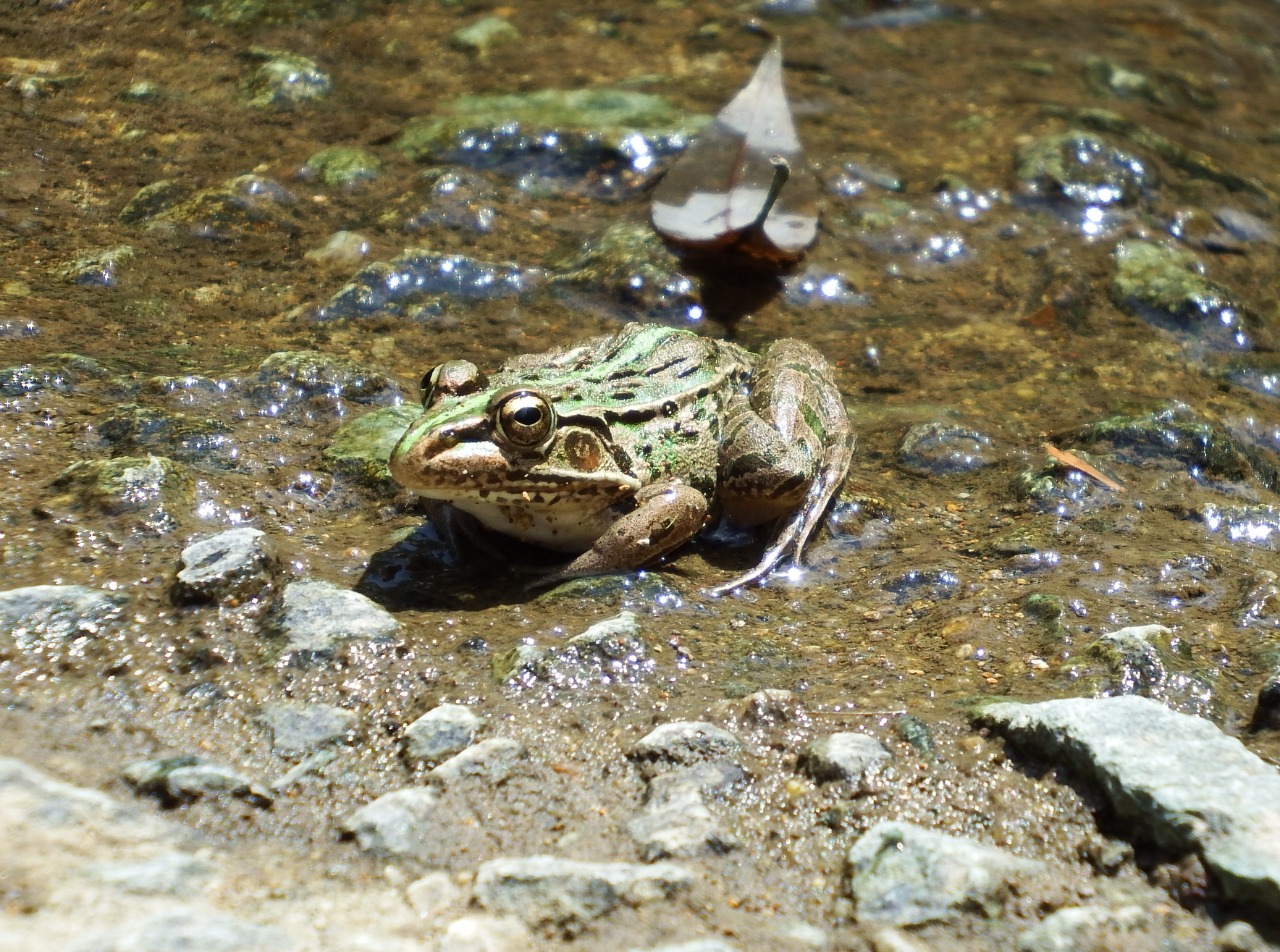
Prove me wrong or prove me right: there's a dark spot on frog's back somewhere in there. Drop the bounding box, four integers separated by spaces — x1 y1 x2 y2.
564 430 602 471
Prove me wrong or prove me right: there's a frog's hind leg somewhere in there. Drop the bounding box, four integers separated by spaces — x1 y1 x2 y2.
712 339 854 594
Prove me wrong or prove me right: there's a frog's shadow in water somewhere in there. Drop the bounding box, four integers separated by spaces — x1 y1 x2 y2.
356 520 538 611
355 509 835 611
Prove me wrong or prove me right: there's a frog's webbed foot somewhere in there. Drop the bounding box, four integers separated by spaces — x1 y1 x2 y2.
705 465 848 596
530 482 709 589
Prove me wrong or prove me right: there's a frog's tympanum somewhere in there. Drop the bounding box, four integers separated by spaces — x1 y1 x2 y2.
389 323 852 594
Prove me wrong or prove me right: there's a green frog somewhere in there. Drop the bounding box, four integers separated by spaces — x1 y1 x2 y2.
388 323 853 595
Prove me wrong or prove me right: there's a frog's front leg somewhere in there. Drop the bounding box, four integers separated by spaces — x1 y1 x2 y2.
714 338 853 593
541 481 709 585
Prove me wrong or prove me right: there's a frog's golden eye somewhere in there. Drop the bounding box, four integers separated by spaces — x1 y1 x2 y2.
421 360 486 406
493 389 556 451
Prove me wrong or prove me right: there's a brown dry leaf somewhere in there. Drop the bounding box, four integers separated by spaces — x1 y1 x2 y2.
1043 442 1126 492
651 41 820 265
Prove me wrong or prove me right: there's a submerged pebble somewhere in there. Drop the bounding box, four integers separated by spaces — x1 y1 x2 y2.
898 422 993 475
54 244 134 287
1111 241 1258 351
310 249 532 321
303 229 372 268
549 221 701 323
300 145 382 188
380 168 498 234
397 88 703 200
1015 129 1156 206
241 49 330 109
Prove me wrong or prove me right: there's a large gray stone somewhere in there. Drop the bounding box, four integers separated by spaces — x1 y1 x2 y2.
429 737 528 788
797 733 890 787
269 580 401 665
341 787 440 859
845 821 1046 926
628 722 743 778
1016 904 1146 952
173 528 277 604
0 584 127 647
62 907 291 952
978 695 1280 919
472 856 693 933
260 702 355 754
403 703 483 763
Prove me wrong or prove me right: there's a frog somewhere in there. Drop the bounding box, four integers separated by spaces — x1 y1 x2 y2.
388 322 853 595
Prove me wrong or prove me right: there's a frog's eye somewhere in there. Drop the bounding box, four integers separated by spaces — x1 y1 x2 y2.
421 360 486 406
493 390 556 451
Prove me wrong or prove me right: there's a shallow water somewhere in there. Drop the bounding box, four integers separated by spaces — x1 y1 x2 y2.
3 0 1280 947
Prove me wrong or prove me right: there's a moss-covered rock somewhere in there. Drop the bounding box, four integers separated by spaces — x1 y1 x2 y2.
302 146 382 188
1111 241 1260 350
323 404 421 492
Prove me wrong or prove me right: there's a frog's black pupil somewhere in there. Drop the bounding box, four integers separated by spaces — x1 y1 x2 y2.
513 405 542 427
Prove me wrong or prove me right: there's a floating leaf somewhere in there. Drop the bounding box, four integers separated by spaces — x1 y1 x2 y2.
651 42 820 265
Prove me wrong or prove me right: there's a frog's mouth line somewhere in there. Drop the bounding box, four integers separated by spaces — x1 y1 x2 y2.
391 440 641 502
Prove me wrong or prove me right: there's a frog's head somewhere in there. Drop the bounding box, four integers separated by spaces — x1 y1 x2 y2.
388 364 640 508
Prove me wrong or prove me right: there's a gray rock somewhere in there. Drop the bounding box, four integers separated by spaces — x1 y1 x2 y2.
978 695 1280 919
472 856 694 933
629 722 743 778
844 821 1047 926
0 584 127 648
405 871 464 919
341 787 440 859
0 756 188 840
1016 904 1146 952
647 761 749 804
173 528 277 604
122 756 274 808
429 737 528 788
82 851 215 896
492 611 653 687
1216 920 1268 952
798 733 890 787
270 580 401 665
563 610 646 665
437 914 533 952
403 703 484 764
63 907 291 952
260 702 355 754
628 783 738 861
628 942 737 952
